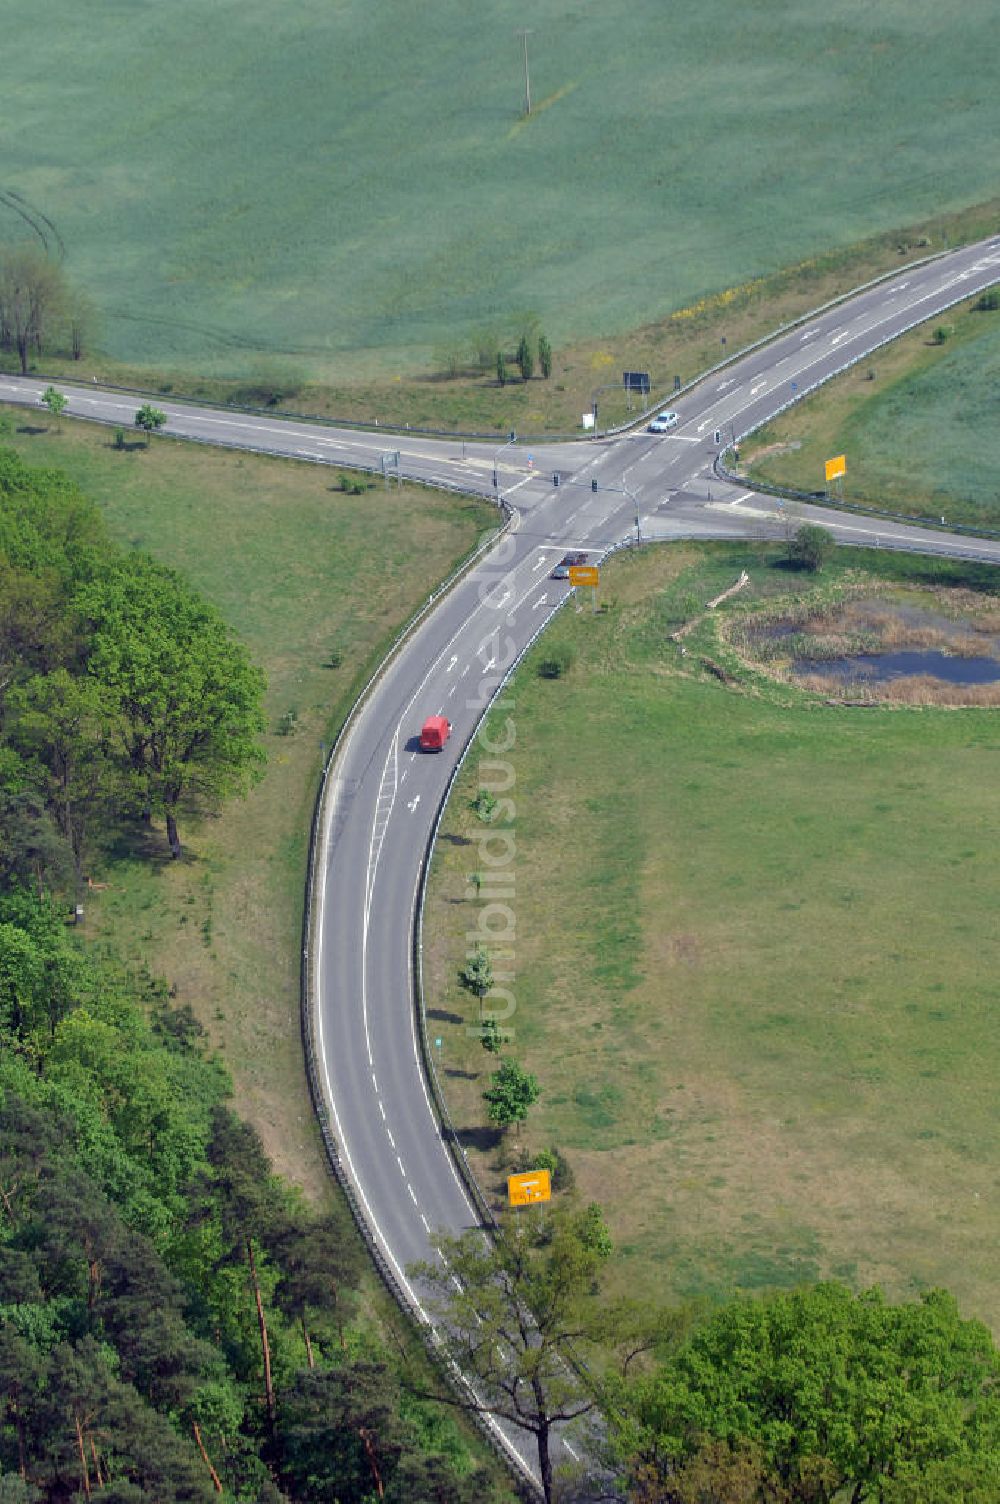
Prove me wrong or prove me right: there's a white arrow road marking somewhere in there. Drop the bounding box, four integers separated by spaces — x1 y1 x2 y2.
697 420 710 433
716 379 734 391
750 381 767 395
532 554 548 570
407 795 421 813
533 595 549 609
830 331 848 346
446 654 458 672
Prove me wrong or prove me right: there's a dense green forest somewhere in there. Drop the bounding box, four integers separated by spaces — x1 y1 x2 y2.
0 889 503 1500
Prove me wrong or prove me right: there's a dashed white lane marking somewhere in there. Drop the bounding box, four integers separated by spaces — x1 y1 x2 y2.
420 1213 431 1232
387 1130 396 1149
379 1101 386 1120
408 1184 418 1205
397 1155 406 1177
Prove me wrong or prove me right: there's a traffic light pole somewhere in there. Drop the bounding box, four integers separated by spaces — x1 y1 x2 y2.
549 471 642 546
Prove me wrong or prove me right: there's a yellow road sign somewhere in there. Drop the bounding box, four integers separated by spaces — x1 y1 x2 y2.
568 565 599 588
825 454 846 483
507 1169 551 1206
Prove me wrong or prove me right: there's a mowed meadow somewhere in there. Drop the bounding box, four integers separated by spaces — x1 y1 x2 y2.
5 0 1000 378
425 544 1000 1331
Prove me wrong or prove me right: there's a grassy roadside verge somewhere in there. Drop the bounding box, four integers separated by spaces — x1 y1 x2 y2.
741 296 1000 529
0 408 496 1203
14 197 1000 439
425 541 1000 1331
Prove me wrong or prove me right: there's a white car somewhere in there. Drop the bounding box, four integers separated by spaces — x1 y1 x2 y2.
648 410 679 433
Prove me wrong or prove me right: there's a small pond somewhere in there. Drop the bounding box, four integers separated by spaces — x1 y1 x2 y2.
796 649 1000 686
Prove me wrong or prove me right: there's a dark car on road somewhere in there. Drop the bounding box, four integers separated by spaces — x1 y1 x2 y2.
550 551 589 580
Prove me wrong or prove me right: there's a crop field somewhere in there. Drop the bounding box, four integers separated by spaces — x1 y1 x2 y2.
5 0 1000 380
745 302 1000 528
0 409 495 1199
425 543 1000 1331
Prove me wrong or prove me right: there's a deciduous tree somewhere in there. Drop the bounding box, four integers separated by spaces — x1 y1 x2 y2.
133 404 166 443
786 523 834 573
483 1058 538 1132
411 1202 612 1503
77 554 265 858
39 388 66 429
0 247 66 375
614 1284 1000 1504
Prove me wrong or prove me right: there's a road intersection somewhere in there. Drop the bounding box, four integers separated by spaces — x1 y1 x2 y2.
4 233 1000 1493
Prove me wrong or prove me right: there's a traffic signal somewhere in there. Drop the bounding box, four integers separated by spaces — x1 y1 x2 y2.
553 473 560 487
714 429 722 446
591 479 598 492
492 471 498 488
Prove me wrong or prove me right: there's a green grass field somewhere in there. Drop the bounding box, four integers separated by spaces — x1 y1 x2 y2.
0 409 495 1199
745 302 1000 527
425 543 1000 1330
5 0 1000 381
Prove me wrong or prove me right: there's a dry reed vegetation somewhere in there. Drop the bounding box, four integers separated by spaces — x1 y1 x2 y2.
725 581 1000 704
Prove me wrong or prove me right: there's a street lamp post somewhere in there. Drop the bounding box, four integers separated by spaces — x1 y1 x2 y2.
622 463 640 547
493 431 517 508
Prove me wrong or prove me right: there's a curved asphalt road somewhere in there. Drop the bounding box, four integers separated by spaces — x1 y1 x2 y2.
5 234 1000 1492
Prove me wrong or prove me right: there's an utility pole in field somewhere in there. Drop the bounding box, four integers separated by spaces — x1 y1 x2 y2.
516 28 533 115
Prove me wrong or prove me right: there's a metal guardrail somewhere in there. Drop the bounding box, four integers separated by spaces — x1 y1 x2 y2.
297 497 545 1499
714 454 1000 543
594 240 977 440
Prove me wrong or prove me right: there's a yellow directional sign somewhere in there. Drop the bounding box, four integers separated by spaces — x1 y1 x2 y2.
825 454 846 483
507 1169 551 1207
568 565 599 588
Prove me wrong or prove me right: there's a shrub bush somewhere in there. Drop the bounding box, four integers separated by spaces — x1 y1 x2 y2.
538 644 576 678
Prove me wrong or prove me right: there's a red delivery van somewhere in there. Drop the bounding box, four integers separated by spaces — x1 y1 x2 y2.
419 715 451 751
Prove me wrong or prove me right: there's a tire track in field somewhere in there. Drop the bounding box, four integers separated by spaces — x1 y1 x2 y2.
0 189 66 260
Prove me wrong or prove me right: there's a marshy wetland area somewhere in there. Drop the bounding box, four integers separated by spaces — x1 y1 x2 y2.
727 582 1000 706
